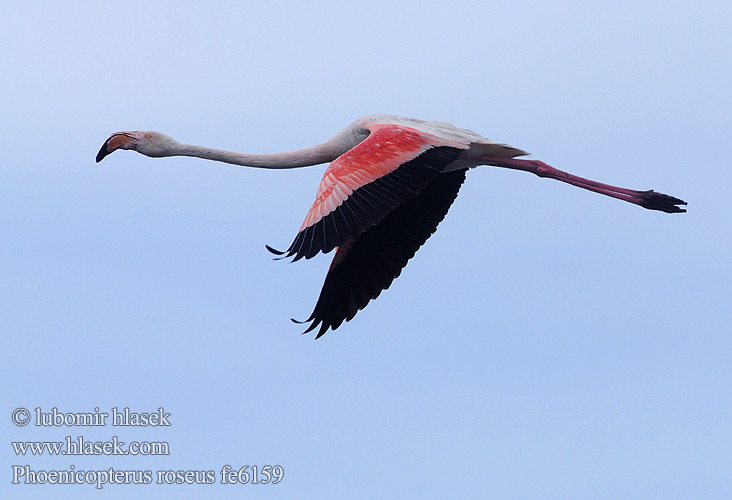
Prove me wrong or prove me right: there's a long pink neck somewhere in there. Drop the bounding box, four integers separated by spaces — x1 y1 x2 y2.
171 139 347 169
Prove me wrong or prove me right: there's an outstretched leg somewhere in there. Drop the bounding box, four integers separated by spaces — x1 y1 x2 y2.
479 157 686 213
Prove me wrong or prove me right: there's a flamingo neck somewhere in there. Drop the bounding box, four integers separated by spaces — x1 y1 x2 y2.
172 140 346 169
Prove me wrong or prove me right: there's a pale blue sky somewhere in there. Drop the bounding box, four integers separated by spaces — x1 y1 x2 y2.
3 1 731 499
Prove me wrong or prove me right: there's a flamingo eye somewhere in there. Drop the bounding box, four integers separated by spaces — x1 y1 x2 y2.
145 133 152 138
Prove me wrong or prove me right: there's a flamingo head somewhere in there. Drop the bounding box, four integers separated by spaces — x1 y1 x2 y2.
96 131 179 162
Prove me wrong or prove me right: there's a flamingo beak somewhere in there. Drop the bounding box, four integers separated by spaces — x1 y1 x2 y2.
96 133 135 163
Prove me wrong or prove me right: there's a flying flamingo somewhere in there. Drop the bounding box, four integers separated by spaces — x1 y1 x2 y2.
97 114 686 337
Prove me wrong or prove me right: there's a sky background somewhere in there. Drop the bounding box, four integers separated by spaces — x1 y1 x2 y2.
2 1 731 498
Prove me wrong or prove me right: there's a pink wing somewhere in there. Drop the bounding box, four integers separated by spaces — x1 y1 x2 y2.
295 168 469 337
269 123 469 262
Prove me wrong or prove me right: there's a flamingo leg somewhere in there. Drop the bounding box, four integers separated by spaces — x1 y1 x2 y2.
480 157 687 213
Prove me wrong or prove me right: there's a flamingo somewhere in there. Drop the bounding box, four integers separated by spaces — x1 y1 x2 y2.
97 114 686 337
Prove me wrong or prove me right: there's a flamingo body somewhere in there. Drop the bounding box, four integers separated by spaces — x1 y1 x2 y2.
300 124 458 231
97 114 686 337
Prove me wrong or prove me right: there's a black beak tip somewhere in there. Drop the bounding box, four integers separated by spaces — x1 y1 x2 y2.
96 142 110 163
